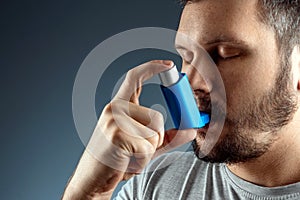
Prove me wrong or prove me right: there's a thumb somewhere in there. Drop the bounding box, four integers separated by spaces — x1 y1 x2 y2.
153 129 197 158
114 60 173 104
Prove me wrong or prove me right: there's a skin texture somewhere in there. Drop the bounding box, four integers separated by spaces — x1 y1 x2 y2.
62 61 197 200
178 0 298 163
177 0 300 187
62 0 300 199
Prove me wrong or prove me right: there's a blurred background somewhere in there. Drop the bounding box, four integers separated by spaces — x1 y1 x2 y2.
0 0 184 199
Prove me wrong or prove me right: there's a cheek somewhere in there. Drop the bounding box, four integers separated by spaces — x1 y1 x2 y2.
219 57 278 113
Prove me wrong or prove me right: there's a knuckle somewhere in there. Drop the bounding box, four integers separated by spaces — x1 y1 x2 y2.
104 116 116 130
100 101 124 130
103 103 113 114
149 135 160 148
110 130 124 146
126 68 137 81
137 142 155 154
104 100 125 114
150 110 164 127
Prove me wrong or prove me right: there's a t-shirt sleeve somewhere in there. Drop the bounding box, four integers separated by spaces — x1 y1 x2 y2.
113 175 143 200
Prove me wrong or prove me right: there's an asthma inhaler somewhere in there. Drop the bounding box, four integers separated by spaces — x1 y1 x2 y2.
159 65 210 129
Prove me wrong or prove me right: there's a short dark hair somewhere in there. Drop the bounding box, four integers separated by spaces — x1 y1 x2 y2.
257 0 300 67
179 0 300 63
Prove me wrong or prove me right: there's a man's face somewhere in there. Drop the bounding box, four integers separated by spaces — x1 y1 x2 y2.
176 0 297 163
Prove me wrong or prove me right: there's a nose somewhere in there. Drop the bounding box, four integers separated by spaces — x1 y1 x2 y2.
175 30 216 94
181 62 212 94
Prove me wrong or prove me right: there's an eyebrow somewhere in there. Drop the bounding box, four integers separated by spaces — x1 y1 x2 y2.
175 35 249 50
204 35 247 46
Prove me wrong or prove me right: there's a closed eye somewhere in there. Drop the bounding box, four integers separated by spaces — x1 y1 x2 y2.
209 45 243 64
217 45 242 59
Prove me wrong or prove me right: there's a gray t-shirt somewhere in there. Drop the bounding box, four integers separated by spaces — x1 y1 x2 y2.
114 151 300 199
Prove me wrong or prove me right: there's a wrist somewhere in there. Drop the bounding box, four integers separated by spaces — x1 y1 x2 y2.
62 183 91 200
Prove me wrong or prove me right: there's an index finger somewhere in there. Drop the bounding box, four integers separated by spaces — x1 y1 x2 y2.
114 60 174 104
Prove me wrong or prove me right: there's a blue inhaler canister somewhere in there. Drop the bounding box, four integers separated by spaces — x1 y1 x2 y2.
159 65 210 129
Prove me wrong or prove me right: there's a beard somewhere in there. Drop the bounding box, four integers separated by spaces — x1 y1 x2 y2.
193 62 298 164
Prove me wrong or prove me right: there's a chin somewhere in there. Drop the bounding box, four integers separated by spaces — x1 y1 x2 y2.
192 122 274 164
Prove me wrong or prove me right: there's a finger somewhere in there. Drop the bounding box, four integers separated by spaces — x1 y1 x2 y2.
153 129 197 158
89 122 156 172
127 152 153 174
112 112 159 144
120 135 156 173
111 100 165 147
114 60 173 104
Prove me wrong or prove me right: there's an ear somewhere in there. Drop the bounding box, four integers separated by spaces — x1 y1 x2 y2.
291 45 300 91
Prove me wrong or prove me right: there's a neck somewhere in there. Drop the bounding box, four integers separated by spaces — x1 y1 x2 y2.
227 119 300 187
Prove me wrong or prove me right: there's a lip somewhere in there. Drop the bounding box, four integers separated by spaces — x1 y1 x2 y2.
197 123 209 133
196 123 209 140
194 90 227 134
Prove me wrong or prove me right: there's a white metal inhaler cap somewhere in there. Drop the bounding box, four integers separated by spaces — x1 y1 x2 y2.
158 64 180 87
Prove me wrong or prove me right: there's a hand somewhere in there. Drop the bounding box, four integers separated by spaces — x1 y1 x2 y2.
62 60 197 200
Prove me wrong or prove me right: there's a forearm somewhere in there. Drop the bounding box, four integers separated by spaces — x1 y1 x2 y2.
62 151 123 200
62 61 191 200
62 184 114 200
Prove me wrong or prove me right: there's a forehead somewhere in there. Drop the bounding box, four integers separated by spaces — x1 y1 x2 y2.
177 0 263 45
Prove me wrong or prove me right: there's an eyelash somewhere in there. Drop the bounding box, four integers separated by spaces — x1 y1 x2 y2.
178 46 242 65
210 49 240 63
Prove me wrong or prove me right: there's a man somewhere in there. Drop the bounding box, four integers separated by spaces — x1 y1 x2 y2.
63 0 300 199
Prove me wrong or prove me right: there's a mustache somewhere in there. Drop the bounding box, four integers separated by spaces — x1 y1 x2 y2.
193 89 226 121
193 89 211 113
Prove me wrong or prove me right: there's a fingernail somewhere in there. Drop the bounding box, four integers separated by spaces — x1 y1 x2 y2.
163 60 173 66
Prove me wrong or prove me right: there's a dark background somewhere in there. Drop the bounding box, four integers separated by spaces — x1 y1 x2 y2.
0 0 183 199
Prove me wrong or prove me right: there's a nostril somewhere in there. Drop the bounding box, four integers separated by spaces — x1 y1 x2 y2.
184 68 212 94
